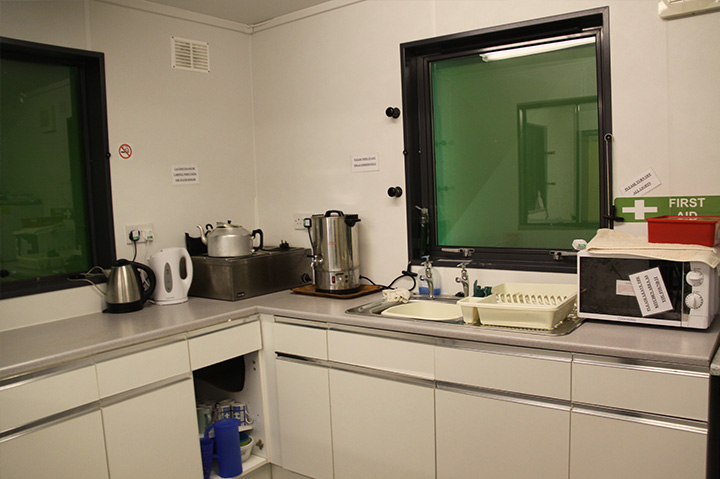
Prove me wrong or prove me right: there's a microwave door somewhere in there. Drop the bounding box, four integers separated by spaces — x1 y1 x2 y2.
578 257 685 323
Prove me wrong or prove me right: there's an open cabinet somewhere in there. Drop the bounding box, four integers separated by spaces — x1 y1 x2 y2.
188 318 269 478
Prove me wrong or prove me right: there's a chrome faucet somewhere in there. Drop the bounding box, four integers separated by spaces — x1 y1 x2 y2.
420 260 435 299
455 262 470 297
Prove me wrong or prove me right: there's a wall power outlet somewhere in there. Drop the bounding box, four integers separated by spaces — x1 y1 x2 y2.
293 213 312 230
125 223 155 244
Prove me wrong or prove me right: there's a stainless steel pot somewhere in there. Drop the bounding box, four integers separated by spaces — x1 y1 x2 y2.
197 221 263 257
310 210 360 294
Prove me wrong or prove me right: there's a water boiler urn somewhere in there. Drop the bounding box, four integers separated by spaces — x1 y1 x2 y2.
309 210 361 294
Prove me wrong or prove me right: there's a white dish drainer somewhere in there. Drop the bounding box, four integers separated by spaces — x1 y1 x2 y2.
457 283 577 330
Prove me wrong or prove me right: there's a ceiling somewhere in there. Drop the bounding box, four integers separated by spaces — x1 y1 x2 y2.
144 0 335 25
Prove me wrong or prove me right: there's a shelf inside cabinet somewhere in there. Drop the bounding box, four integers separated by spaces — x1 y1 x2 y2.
208 453 267 478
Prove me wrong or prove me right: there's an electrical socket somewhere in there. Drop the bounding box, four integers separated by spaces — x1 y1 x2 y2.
293 213 312 230
125 223 155 244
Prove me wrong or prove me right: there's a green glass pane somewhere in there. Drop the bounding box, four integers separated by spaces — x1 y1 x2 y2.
431 41 599 250
1 59 92 283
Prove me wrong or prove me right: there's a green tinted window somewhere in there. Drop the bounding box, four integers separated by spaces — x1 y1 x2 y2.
431 40 599 250
1 59 92 286
401 8 612 272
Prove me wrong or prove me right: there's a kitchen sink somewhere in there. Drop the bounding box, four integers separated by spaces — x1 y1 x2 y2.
380 300 463 322
346 295 584 335
346 296 465 324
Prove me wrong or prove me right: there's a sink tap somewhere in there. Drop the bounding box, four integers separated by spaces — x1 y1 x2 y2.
456 262 469 297
420 260 435 300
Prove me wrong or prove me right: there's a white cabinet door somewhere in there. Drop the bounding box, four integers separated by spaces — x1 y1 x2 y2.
329 369 435 479
436 388 570 479
102 378 202 479
276 358 333 479
570 408 707 479
0 409 108 479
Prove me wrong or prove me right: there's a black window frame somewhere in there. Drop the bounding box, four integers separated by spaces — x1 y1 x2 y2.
0 37 115 299
400 7 613 273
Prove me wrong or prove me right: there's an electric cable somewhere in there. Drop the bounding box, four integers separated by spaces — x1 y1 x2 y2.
360 262 418 291
131 237 138 261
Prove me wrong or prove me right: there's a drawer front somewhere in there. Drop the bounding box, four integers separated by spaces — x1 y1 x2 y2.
0 365 98 432
274 321 327 360
95 339 190 398
572 359 709 421
435 345 571 400
570 409 706 479
327 330 434 379
189 320 261 370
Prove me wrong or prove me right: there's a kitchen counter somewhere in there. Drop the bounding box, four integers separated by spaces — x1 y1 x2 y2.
3 289 720 379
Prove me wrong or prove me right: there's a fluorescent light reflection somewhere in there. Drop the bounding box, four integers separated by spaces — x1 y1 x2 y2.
480 36 595 62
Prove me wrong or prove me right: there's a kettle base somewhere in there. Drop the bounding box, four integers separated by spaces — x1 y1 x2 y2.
152 297 189 305
315 286 361 295
104 300 144 314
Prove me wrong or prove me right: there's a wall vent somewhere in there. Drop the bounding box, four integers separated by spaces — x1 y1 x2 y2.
172 36 210 73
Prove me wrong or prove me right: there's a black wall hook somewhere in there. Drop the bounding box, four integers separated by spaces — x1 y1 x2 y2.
387 186 403 198
385 107 401 119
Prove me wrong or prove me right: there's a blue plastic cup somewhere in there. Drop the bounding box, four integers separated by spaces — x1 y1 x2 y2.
199 437 214 479
205 418 243 478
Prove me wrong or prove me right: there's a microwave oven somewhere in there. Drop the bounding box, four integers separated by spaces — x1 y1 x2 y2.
577 250 719 329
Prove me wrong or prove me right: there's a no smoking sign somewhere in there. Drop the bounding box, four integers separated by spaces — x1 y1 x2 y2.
118 143 133 160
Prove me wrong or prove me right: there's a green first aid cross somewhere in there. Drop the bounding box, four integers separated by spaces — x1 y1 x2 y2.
614 196 720 222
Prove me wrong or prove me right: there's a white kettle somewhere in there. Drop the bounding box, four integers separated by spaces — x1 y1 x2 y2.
148 247 193 305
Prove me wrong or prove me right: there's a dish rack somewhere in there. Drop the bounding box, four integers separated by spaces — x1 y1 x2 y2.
458 283 577 330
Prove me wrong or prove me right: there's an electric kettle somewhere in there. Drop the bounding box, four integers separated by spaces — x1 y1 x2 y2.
105 260 156 313
148 247 193 305
309 210 361 294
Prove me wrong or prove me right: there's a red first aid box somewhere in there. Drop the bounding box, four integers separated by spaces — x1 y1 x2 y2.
647 215 720 247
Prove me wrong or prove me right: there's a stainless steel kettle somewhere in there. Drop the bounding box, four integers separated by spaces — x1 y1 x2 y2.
196 221 263 257
105 259 156 313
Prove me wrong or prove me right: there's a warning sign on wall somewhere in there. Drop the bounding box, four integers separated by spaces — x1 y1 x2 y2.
118 143 133 160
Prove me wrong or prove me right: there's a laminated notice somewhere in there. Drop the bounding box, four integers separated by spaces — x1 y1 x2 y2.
628 267 673 316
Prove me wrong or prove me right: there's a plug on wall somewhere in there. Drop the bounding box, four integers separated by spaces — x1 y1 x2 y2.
125 224 155 244
293 213 312 230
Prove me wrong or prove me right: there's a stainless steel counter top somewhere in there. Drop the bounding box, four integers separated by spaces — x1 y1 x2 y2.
3 289 720 379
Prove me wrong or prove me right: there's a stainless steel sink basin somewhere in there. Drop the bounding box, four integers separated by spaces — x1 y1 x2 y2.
346 296 464 323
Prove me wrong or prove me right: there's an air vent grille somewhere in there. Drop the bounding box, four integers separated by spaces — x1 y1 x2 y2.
172 37 210 73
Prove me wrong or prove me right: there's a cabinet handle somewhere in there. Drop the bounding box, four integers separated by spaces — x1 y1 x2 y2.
99 373 192 408
572 356 708 378
276 354 435 388
436 381 571 412
571 403 707 434
274 317 327 330
0 402 100 443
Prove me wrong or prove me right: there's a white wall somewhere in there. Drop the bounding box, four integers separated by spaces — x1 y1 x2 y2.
251 0 435 290
0 0 255 329
251 0 720 292
1 0 719 328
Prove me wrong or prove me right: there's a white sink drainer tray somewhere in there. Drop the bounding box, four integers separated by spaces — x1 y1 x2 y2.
458 283 577 330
